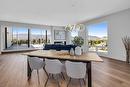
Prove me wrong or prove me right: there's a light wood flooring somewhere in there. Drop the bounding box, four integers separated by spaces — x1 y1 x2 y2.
0 53 130 87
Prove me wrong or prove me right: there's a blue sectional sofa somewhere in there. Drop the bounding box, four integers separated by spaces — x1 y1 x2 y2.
43 44 76 51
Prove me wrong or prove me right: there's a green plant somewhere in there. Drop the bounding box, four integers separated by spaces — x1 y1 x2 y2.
38 38 41 44
72 36 84 46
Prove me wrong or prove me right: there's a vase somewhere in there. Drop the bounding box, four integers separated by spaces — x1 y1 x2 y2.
75 46 82 56
70 48 74 56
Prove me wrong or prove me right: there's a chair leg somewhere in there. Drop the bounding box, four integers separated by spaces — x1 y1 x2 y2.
83 79 86 85
37 70 40 84
55 74 60 87
67 78 71 87
61 72 65 80
44 74 50 87
79 79 82 87
43 66 49 77
52 74 55 79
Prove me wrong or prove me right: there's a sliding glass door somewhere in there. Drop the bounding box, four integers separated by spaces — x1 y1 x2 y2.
4 27 51 51
11 27 28 50
30 28 46 49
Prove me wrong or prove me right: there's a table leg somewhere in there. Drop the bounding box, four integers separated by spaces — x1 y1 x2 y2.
27 57 32 80
87 62 92 87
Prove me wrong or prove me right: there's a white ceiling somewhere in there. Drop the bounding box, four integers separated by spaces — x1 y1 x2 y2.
0 0 129 26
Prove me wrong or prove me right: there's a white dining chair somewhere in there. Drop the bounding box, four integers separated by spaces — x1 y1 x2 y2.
44 58 65 87
65 61 86 87
28 57 45 84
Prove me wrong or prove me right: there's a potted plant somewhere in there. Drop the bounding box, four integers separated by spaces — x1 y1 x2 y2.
72 36 84 46
72 36 84 55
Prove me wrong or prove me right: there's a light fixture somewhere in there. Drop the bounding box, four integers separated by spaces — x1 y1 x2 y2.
65 24 84 31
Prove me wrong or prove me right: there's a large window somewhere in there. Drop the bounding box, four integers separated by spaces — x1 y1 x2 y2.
87 22 108 52
11 27 28 49
30 29 51 49
5 27 51 50
31 29 46 45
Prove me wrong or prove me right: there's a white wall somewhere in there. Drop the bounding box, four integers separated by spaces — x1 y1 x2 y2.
0 25 5 51
7 26 13 47
0 25 13 51
83 8 130 61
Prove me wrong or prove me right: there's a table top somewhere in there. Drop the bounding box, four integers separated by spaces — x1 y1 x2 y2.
23 50 103 62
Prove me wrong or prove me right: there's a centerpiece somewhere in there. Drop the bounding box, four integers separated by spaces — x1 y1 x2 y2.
72 36 84 55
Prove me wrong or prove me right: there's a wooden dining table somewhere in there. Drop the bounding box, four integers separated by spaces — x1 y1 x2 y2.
23 50 103 87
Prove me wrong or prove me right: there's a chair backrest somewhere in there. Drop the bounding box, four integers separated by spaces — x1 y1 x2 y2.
45 59 63 74
28 57 44 70
65 61 86 79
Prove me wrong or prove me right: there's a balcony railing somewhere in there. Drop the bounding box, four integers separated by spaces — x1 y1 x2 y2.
89 45 107 53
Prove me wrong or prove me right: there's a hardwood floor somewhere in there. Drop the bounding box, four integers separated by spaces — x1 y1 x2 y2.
0 53 130 87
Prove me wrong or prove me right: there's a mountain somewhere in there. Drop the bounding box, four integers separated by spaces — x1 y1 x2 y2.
88 36 107 40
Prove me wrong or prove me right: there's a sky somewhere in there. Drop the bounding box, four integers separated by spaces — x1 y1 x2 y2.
12 27 51 35
88 22 107 37
13 27 28 34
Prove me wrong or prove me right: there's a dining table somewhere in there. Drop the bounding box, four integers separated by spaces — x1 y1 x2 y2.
23 50 103 87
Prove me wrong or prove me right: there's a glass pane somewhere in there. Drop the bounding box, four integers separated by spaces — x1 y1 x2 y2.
87 22 108 53
30 28 46 49
12 27 28 49
5 27 51 51
5 27 29 50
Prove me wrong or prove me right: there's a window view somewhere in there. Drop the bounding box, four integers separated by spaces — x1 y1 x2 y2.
30 29 46 49
8 27 28 50
87 22 108 53
5 27 51 50
30 29 51 49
